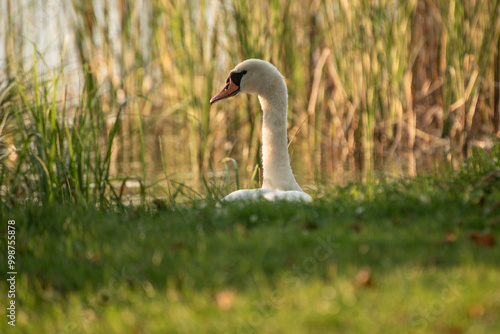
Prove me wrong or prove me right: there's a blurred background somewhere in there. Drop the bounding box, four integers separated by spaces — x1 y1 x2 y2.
1 0 499 203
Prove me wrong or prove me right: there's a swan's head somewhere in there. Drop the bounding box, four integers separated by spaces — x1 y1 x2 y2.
210 59 284 105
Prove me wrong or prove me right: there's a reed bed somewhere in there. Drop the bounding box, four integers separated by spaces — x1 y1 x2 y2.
0 0 499 208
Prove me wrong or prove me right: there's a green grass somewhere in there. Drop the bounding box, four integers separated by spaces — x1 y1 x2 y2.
1 149 499 333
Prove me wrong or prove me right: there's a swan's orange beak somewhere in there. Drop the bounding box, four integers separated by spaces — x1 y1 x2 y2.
210 79 240 105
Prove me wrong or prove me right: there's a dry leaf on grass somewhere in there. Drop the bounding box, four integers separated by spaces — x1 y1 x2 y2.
467 232 496 246
468 303 485 318
170 242 187 251
304 222 318 230
436 232 457 246
350 223 363 232
215 290 236 310
354 268 373 288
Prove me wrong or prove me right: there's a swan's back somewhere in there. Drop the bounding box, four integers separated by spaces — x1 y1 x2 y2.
222 189 312 203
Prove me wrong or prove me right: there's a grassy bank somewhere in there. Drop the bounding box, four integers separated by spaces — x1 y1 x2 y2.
1 147 499 333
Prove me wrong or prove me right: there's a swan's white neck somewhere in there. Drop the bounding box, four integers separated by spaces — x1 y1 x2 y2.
258 79 302 191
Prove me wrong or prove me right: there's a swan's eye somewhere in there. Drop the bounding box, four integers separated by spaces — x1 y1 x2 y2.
230 70 247 87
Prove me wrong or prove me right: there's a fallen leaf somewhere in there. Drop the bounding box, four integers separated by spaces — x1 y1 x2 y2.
437 232 457 246
350 223 363 232
439 325 464 334
215 290 236 310
354 268 373 287
170 242 187 251
468 303 484 318
467 232 496 246
304 222 318 230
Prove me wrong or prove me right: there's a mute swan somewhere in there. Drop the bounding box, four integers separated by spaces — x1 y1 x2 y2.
210 59 312 202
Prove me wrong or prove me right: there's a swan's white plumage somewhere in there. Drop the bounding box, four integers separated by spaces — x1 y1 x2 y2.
221 189 312 202
212 59 311 203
